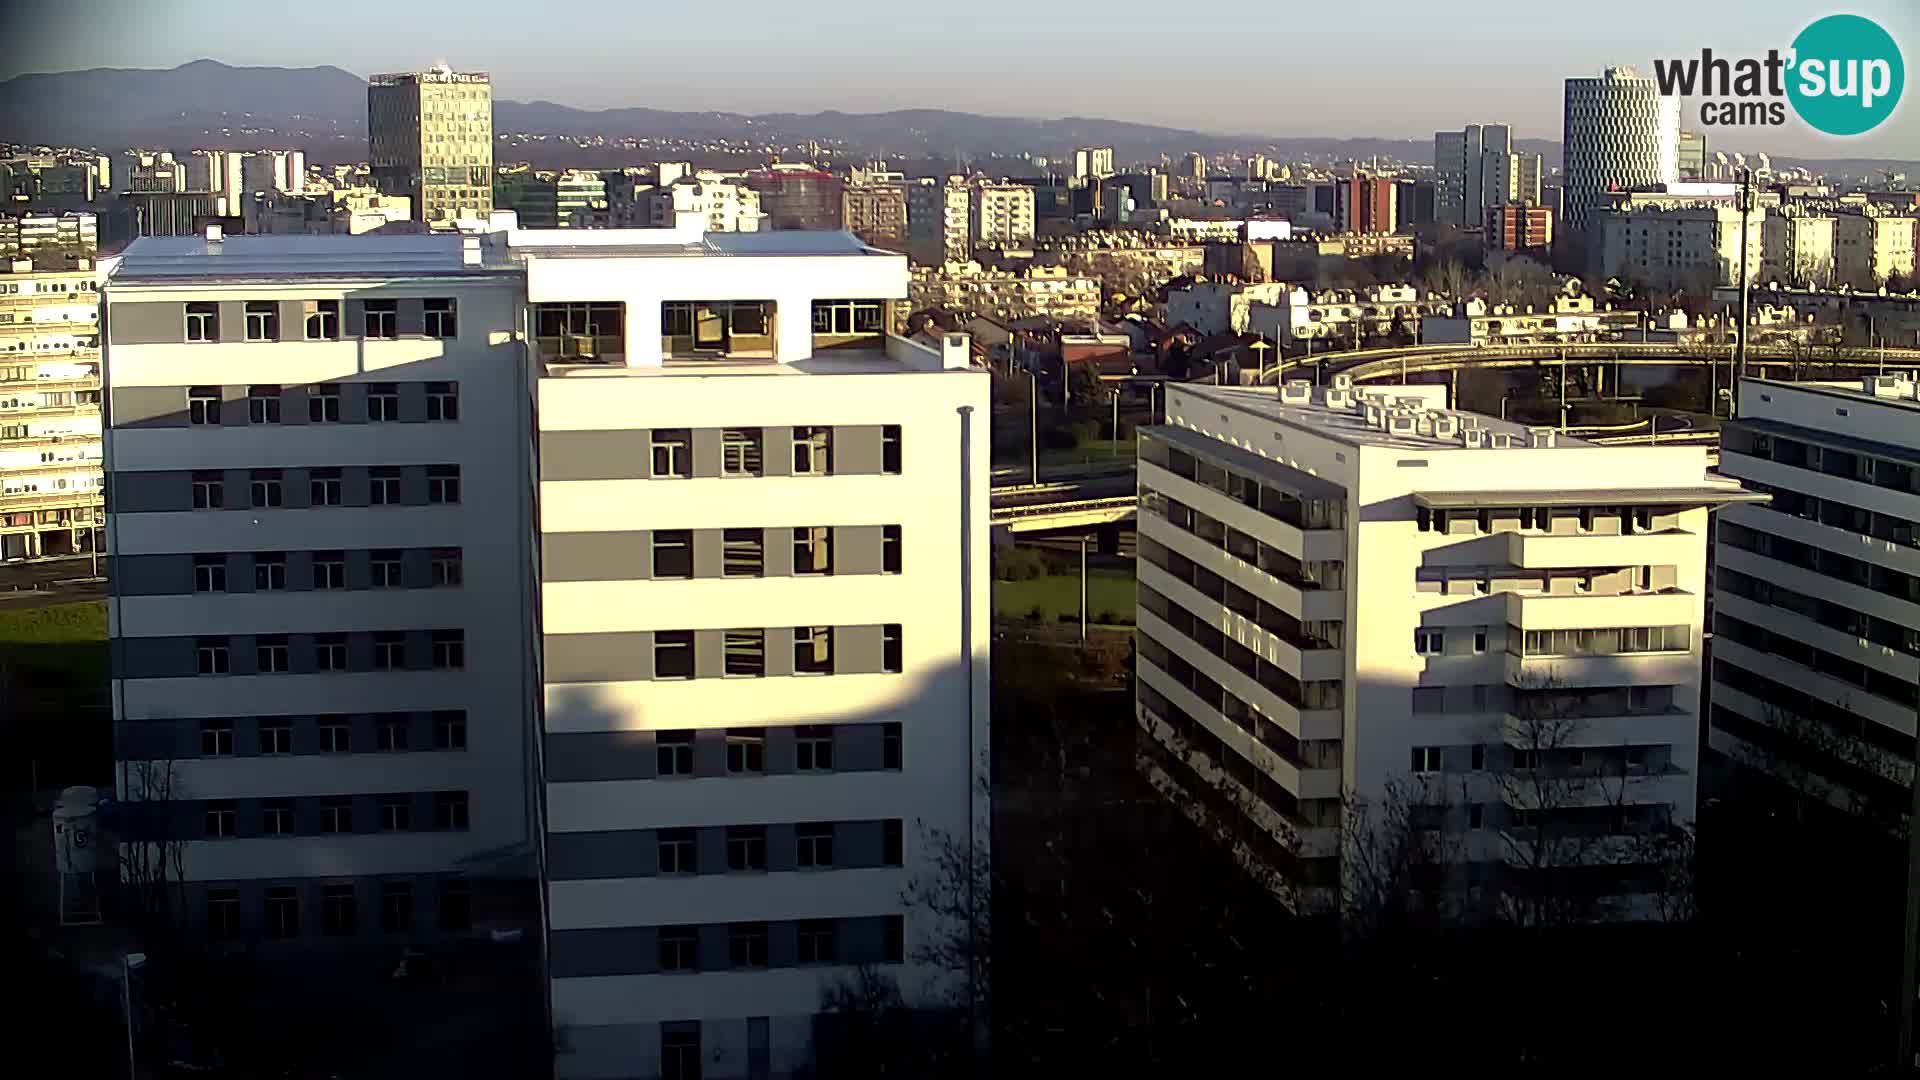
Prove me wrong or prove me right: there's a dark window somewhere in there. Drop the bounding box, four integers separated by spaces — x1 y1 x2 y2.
883 819 904 865
367 383 399 422
380 796 412 831
369 549 402 587
726 728 765 773
256 635 290 673
204 801 236 837
427 465 460 504
196 636 229 675
434 791 469 831
659 928 699 972
795 725 834 771
373 633 406 671
883 624 903 673
308 385 341 422
437 880 470 931
882 425 902 474
431 629 465 670
652 530 692 578
319 716 351 752
320 798 352 833
191 471 223 509
381 882 413 932
426 381 459 421
797 823 834 868
187 386 221 425
793 527 832 575
253 552 286 591
793 426 831 475
651 429 691 478
185 302 218 342
262 800 294 834
655 631 694 679
424 298 457 339
728 923 769 967
883 914 905 963
883 722 902 769
309 467 343 506
311 552 345 590
200 718 233 756
725 630 765 677
206 889 240 939
247 385 281 423
305 300 340 340
723 529 763 577
431 549 463 587
658 829 696 874
656 730 694 775
245 301 279 342
797 919 837 964
882 525 902 573
322 885 356 935
248 469 283 508
264 887 299 939
193 555 227 593
369 466 401 505
377 713 409 751
726 826 767 871
259 718 292 753
364 299 398 339
794 627 833 674
662 1022 701 1080
435 710 467 750
722 428 762 477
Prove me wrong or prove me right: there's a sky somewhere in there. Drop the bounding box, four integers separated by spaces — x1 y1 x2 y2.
3 0 1916 158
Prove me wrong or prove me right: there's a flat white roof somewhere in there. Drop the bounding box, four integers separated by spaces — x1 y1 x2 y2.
111 234 495 281
1179 384 1590 451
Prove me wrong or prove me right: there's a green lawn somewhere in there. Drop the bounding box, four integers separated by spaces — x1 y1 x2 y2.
994 568 1135 625
0 600 109 694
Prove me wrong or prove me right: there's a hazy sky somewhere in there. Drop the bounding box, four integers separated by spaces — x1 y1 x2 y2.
3 0 1915 157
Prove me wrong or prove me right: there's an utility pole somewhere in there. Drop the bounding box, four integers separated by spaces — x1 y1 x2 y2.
1735 166 1754 411
1028 370 1039 487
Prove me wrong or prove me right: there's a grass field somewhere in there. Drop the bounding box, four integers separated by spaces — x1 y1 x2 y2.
994 568 1135 625
0 600 109 692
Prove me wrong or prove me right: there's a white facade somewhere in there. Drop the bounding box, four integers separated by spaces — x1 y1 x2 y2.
1832 212 1917 290
1245 284 1440 345
650 176 766 233
907 177 970 266
1712 378 1920 822
1761 213 1837 288
1165 281 1290 336
1595 202 1763 291
1 259 104 560
970 183 1036 249
1136 380 1751 914
1562 68 1680 235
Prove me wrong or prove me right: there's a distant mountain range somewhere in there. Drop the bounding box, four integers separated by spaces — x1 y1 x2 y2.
2 60 1913 178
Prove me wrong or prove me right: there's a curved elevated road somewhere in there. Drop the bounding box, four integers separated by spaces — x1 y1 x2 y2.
1256 341 1920 385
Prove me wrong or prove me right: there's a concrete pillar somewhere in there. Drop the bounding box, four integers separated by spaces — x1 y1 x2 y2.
624 294 664 368
774 293 815 363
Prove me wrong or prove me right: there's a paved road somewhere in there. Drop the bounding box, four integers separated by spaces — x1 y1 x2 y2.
0 557 109 611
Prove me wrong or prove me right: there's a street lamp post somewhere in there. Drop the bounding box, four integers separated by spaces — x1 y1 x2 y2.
1027 370 1039 487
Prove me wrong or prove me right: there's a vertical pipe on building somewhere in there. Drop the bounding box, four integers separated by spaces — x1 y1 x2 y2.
955 403 981 1051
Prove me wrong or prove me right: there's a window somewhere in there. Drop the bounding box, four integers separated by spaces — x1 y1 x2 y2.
321 885 356 935
1468 804 1484 829
264 887 299 939
884 819 904 866
185 302 218 342
200 718 234 757
1414 628 1443 655
358 467 400 508
651 428 691 478
659 928 699 972
369 632 406 671
245 301 278 342
722 428 762 477
191 471 225 510
259 717 292 753
882 525 902 574
426 381 459 421
793 527 832 575
366 549 401 587
1473 629 1488 654
206 889 241 940
319 716 351 752
309 468 343 506
427 465 460 504
883 624 903 673
434 792 469 831
724 630 765 678
321 799 352 833
253 553 286 592
656 730 694 776
654 631 694 680
193 555 227 593
247 385 281 423
793 426 831 475
367 382 399 422
431 629 465 670
798 919 837 964
883 722 902 770
188 385 221 425
882 425 902 474
883 914 904 963
364 299 398 339
430 549 463 587
728 923 769 967
312 552 345 590
381 883 413 932
196 637 229 675
658 829 696 874
721 529 763 577
812 299 884 335
305 300 340 340
1512 748 1542 771
1626 745 1651 769
1470 744 1486 771
437 881 470 931
1411 746 1444 773
434 710 467 750
204 801 237 838
308 385 341 422
377 713 410 751
797 823 834 868
263 800 294 836
796 725 834 771
380 795 412 831
424 298 457 339
793 626 834 675
248 469 283 508
726 826 767 871
724 727 766 774
652 530 692 578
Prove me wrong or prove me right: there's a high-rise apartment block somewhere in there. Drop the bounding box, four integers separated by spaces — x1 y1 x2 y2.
1335 169 1397 235
1595 193 1763 290
907 176 970 266
1 256 103 561
1562 68 1679 235
1134 379 1752 914
185 150 247 200
1761 211 1837 288
102 218 989 1079
841 181 909 253
1485 202 1555 258
744 167 844 231
1434 124 1542 231
649 175 766 233
241 150 307 196
0 211 98 260
969 183 1036 249
1074 146 1115 181
1677 130 1709 181
368 67 495 226
1711 376 1920 827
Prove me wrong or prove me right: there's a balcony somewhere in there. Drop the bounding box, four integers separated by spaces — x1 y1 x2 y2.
0 401 99 420
0 372 101 393
1502 589 1698 632
0 460 103 483
536 334 625 366
0 487 104 511
1504 649 1697 690
1502 528 1699 570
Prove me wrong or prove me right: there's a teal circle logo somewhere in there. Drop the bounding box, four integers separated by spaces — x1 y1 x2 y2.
1788 14 1904 135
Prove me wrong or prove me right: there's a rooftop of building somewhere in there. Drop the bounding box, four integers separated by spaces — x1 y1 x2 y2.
1179 382 1589 451
1748 375 1920 413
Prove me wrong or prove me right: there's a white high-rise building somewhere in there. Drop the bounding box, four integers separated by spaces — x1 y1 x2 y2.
969 182 1035 249
102 219 990 1079
907 176 970 266
1 256 104 561
1134 378 1754 916
1563 67 1680 235
1595 199 1764 290
1074 146 1115 181
648 174 766 232
1711 376 1920 826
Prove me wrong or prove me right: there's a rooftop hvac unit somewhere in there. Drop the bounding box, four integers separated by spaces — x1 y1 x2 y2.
1394 395 1427 411
1279 380 1312 404
1331 372 1355 391
1461 426 1487 448
1388 413 1419 436
1364 404 1382 426
1488 431 1516 449
1528 426 1557 449
1863 374 1915 398
1324 389 1352 410
1432 414 1460 439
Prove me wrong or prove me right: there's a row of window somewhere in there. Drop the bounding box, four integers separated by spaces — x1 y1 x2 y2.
1712 660 1915 764
1730 427 1920 497
1715 564 1920 657
1414 504 1667 535
197 711 466 756
1413 626 1490 656
1745 477 1920 549
1516 625 1690 658
1408 743 1660 776
190 464 461 509
1137 591 1344 714
1136 680 1340 827
184 299 457 344
1137 486 1346 591
1715 611 1919 712
649 625 902 679
1137 540 1342 650
202 790 468 839
647 820 903 874
205 879 470 941
645 425 899 479
1409 683 1676 718
1143 435 1347 530
647 915 905 979
186 382 458 425
1721 518 1920 604
644 527 898 579
193 630 465 675
193 548 461 592
652 724 903 776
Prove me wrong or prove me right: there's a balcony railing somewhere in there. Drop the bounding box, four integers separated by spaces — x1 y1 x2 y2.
535 334 625 365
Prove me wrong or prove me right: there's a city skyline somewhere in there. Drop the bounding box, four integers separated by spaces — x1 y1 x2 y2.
2 0 1914 159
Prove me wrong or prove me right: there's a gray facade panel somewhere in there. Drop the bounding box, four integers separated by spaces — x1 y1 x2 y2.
112 471 188 514
764 725 796 773
116 719 181 760
767 922 799 969
690 427 722 479
763 626 795 677
216 302 247 344
397 465 427 507
277 300 306 339
539 431 652 482
117 635 196 679
763 530 794 578
836 425 885 475
280 384 308 426
698 829 727 877
116 554 191 596
396 299 425 338
542 532 648 583
838 723 886 771
283 468 313 509
226 553 254 594
217 384 249 427
550 928 657 978
691 529 723 579
836 624 885 675
841 916 889 965
692 728 727 777
544 631 652 683
692 630 725 682
765 823 797 873
835 526 884 576
837 821 885 869
761 426 793 476
109 386 188 429
339 382 368 424
108 301 184 345
548 830 651 881
398 382 428 423
546 731 655 782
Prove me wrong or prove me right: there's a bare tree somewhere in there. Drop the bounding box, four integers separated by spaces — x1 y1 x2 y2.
117 756 189 942
901 820 992 1056
1340 772 1473 936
